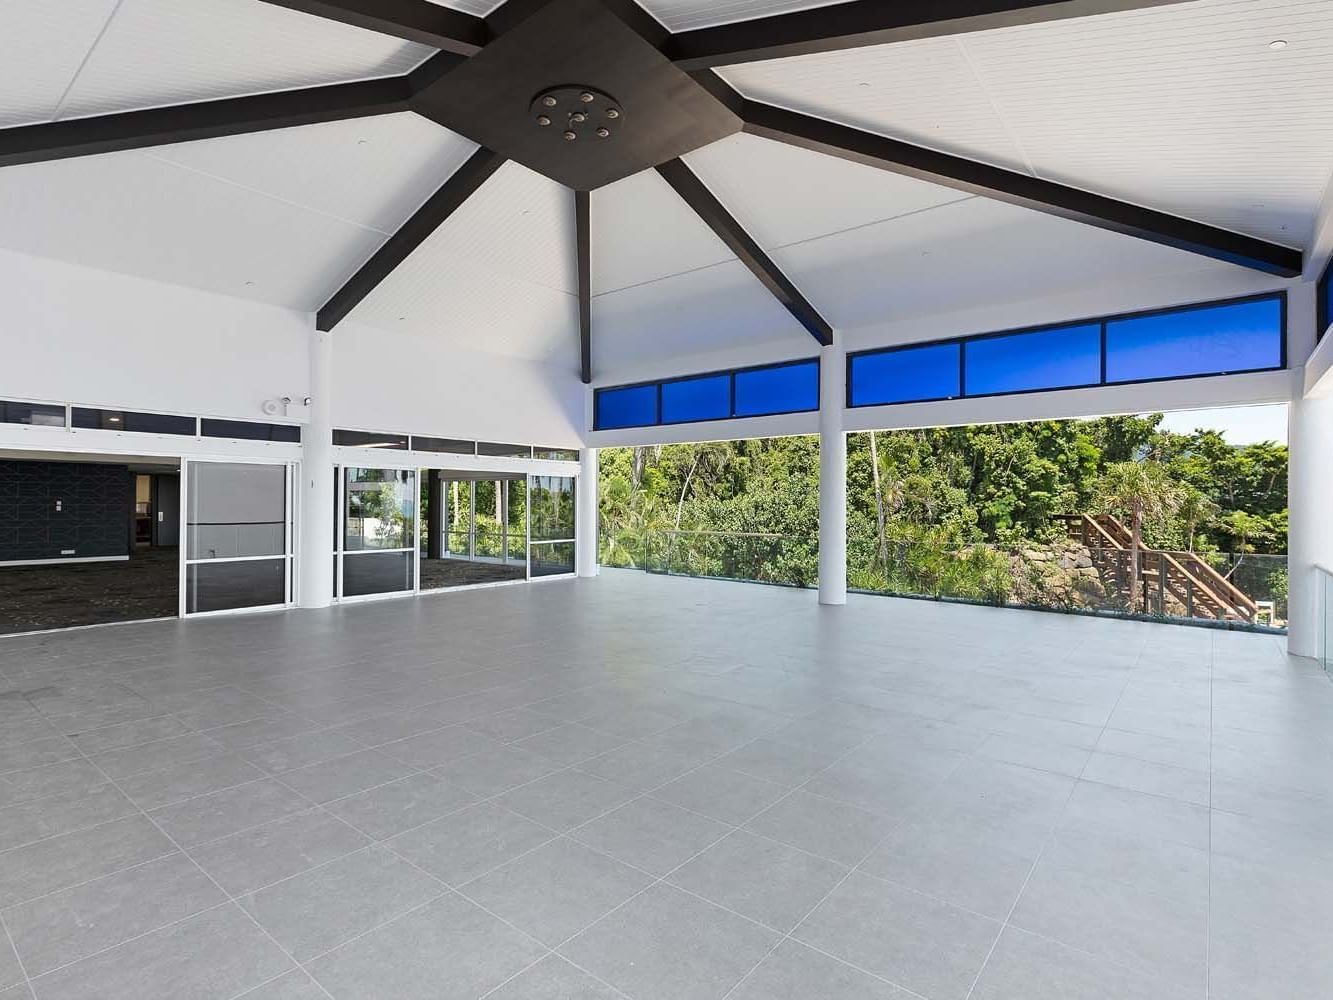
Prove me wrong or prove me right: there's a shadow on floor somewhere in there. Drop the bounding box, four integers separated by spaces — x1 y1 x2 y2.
0 546 178 634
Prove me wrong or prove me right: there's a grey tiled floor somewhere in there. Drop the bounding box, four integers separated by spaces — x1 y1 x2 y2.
1 570 1331 1000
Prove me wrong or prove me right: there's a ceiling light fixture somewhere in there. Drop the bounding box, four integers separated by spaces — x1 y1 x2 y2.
1268 39 1288 50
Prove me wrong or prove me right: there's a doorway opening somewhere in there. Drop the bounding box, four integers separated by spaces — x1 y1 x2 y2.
420 470 528 590
0 451 180 634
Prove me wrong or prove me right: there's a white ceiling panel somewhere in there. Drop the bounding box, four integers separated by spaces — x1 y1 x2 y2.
0 150 384 308
773 197 1237 332
684 133 972 250
591 168 736 294
57 0 432 122
345 162 580 362
351 255 580 363
720 36 1032 173
593 260 808 372
959 0 1333 245
0 0 120 127
637 0 842 32
722 0 1333 247
150 114 477 235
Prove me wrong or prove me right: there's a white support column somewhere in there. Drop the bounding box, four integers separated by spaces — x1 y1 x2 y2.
819 341 847 606
299 326 335 608
577 446 600 577
1286 392 1333 659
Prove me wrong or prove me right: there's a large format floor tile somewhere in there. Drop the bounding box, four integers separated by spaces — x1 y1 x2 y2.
0 571 1326 999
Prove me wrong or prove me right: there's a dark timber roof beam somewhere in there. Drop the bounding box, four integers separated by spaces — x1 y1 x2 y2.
656 158 834 345
668 0 1203 70
258 0 489 55
576 190 593 384
317 146 507 332
0 78 414 169
741 100 1302 278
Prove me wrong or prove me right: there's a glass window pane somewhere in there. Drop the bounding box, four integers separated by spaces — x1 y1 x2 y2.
1105 297 1283 383
187 463 287 560
332 429 409 449
1319 265 1331 341
344 468 415 550
534 448 579 461
0 401 65 427
73 408 195 435
596 385 657 429
201 419 300 443
850 343 960 406
964 324 1102 396
477 442 532 458
412 436 474 454
342 550 414 596
186 560 286 613
661 374 731 424
530 541 574 577
733 361 819 417
530 475 575 541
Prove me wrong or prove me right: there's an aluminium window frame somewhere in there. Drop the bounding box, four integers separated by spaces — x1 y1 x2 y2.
845 291 1288 409
594 356 822 431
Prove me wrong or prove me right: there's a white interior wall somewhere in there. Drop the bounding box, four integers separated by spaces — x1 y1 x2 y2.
330 320 585 448
0 248 310 420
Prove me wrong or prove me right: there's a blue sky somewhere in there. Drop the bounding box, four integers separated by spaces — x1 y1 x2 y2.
1154 403 1287 445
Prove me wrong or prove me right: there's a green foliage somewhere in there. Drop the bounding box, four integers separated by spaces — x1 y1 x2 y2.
599 413 1289 610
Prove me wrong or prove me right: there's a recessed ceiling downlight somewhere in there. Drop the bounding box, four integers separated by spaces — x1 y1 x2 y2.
1268 39 1288 50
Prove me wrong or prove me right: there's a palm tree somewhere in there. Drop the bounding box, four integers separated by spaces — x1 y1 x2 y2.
1177 485 1219 553
1095 461 1184 611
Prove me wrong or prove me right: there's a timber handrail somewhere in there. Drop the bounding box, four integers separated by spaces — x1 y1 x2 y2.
1059 512 1257 622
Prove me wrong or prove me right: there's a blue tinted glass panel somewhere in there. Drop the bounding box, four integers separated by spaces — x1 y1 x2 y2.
661 374 730 424
850 343 960 406
733 362 819 416
1320 265 1331 341
964 324 1101 396
596 384 657 429
1105 298 1282 383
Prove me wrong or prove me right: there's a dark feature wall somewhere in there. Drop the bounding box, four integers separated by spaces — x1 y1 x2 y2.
0 460 130 562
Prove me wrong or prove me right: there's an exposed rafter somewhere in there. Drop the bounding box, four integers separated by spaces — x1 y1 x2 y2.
656 158 833 346
576 190 593 384
0 78 414 169
317 147 507 332
258 0 489 55
741 100 1302 278
667 0 1199 70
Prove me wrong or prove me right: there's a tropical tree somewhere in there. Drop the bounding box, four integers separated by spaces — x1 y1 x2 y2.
1176 485 1220 552
1095 460 1184 611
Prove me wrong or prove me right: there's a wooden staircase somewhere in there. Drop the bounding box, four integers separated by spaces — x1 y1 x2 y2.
1056 513 1258 622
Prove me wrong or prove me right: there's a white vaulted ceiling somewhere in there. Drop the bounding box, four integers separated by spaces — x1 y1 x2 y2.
346 162 582 364
0 0 432 128
0 114 477 308
0 0 1329 382
722 0 1333 246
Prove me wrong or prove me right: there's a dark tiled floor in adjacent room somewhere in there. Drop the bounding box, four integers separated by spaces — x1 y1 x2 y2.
1 570 1330 999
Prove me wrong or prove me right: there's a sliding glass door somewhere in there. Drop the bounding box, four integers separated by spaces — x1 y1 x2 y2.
338 467 416 599
182 460 293 615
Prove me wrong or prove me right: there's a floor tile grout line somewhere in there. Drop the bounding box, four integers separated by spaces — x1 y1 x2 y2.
48 740 341 1000
961 645 1144 1000
0 906 36 998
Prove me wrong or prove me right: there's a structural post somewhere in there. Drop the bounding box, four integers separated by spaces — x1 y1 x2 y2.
577 446 600 577
299 326 335 608
1286 391 1333 658
819 342 847 605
